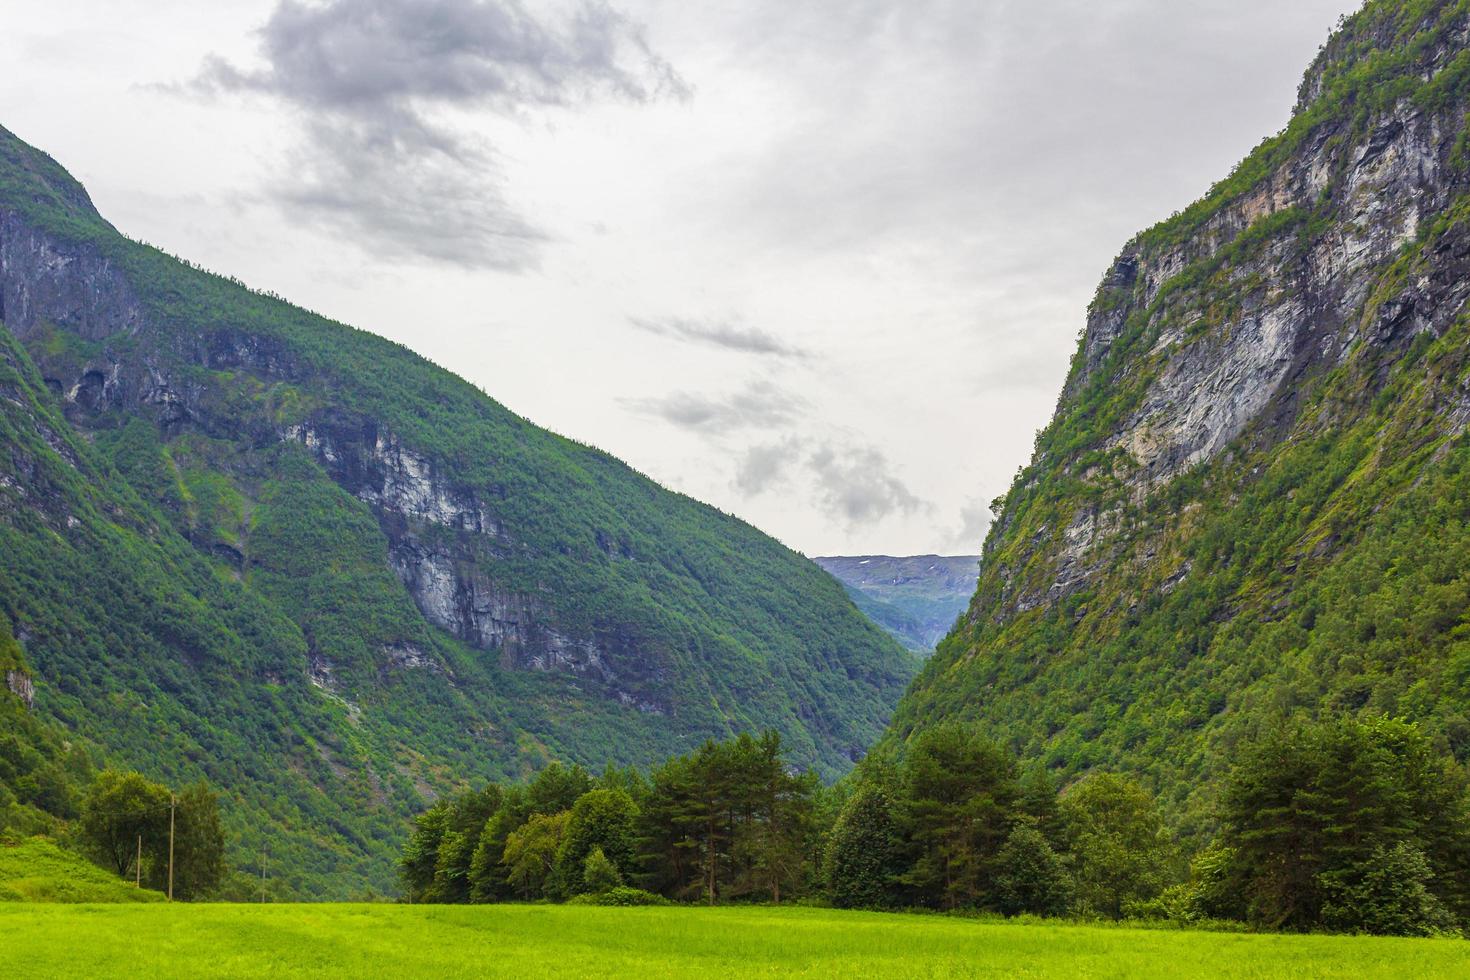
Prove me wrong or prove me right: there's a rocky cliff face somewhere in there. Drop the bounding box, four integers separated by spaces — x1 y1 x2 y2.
5 668 33 708
988 9 1470 623
892 0 1470 825
0 203 664 707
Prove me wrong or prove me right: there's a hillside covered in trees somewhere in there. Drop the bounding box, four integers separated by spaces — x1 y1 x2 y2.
0 122 914 897
891 0 1470 840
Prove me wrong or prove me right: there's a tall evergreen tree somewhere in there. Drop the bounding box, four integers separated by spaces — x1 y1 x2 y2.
899 724 1021 910
1223 716 1470 932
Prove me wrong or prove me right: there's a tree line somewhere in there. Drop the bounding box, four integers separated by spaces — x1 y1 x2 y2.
402 716 1470 936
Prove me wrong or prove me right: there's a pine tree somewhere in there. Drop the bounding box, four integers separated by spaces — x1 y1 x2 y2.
899 724 1021 910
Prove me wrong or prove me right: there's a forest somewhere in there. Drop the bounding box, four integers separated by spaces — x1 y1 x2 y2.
399 716 1470 937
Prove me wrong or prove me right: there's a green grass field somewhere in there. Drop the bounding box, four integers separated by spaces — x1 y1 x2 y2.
0 904 1466 978
0 839 163 904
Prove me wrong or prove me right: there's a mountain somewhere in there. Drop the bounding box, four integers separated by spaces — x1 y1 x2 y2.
889 0 1470 836
815 556 979 652
0 124 915 896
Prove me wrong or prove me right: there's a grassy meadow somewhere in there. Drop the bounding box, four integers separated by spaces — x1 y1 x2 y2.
0 838 163 904
1 904 1466 978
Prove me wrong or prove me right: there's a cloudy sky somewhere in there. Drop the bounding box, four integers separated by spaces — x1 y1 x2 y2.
2 0 1360 556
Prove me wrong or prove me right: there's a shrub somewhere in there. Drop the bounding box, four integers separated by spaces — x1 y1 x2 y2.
1319 843 1459 937
588 886 671 907
582 847 623 895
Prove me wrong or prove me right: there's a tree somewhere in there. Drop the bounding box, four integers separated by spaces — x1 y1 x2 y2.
1319 842 1456 936
728 732 816 904
78 771 224 900
583 846 623 894
430 786 502 903
170 782 226 900
502 811 570 900
1060 774 1170 918
995 819 1071 917
825 784 903 909
469 788 530 903
636 732 816 905
1019 768 1066 851
79 770 170 879
1222 716 1470 932
638 753 704 900
400 801 449 901
557 788 638 897
528 763 593 816
900 724 1021 910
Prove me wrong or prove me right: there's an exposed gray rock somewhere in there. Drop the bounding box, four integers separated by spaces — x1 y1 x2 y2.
0 211 142 340
5 668 33 708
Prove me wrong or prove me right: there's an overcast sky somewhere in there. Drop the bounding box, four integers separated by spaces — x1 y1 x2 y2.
2 0 1360 556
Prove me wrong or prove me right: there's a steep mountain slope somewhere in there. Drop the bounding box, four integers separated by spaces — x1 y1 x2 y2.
0 125 914 896
891 0 1470 836
815 556 979 652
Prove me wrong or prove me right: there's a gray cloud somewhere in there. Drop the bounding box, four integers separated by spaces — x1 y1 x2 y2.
622 380 804 434
734 436 929 533
195 0 686 268
629 315 808 359
809 443 926 529
734 439 800 495
951 500 992 553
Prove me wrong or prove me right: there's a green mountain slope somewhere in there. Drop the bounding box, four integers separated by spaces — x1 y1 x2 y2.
0 125 915 896
890 0 1470 837
815 556 979 652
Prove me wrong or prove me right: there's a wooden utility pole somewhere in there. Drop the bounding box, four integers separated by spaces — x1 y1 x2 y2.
135 835 142 888
261 844 267 903
168 794 176 903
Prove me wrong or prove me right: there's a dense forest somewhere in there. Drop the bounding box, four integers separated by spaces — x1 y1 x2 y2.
401 715 1470 937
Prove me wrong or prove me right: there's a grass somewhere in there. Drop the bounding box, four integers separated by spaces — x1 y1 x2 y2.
0 838 163 904
0 904 1465 978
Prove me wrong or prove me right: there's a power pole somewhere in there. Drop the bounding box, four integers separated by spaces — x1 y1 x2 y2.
168 794 176 903
261 844 267 904
135 835 142 888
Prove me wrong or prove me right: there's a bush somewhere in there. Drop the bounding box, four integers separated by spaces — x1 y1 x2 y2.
1319 843 1459 937
582 847 623 894
995 821 1072 917
585 886 671 907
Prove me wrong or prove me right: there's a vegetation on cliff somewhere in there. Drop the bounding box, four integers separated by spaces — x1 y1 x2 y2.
891 0 1470 844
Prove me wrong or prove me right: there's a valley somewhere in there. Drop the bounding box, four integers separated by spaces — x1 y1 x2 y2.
4 0 1470 968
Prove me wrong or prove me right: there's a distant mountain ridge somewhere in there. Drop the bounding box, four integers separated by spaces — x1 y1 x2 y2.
815 556 979 652
0 122 915 896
